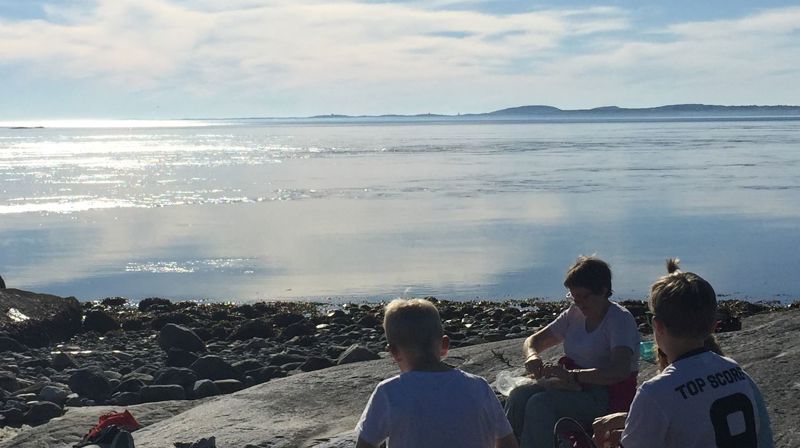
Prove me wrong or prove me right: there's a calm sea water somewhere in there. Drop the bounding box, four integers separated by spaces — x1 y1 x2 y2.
1 118 799 302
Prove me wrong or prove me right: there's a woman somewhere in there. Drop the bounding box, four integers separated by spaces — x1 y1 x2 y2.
505 256 640 448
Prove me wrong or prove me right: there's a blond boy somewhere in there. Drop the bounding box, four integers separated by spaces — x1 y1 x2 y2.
355 298 518 448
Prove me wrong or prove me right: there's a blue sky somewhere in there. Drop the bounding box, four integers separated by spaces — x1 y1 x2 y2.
1 0 799 119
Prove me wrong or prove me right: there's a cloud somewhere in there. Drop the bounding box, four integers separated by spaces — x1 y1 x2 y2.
0 1 626 93
0 1 798 115
530 6 800 107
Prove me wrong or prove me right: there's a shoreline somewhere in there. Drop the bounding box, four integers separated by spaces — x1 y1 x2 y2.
1 307 797 447
69 294 799 307
0 291 792 441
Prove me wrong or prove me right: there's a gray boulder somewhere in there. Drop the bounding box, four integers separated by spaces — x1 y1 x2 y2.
268 352 306 366
213 379 244 395
0 372 19 392
192 379 220 399
281 321 314 339
138 297 173 312
112 391 141 406
68 367 112 401
190 356 239 381
153 367 198 394
140 385 186 403
0 288 82 347
121 372 155 384
336 345 380 365
51 352 78 371
247 366 286 384
115 378 147 393
0 336 26 353
0 407 25 427
158 324 206 353
243 338 268 351
167 348 199 368
300 356 334 372
24 401 64 426
38 385 69 406
83 310 120 334
229 319 274 340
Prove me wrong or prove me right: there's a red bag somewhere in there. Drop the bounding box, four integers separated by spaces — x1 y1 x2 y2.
84 410 141 441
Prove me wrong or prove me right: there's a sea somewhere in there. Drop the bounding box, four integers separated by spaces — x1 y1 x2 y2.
1 117 799 303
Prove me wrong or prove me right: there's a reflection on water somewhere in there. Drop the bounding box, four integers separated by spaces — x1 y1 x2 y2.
1 120 799 301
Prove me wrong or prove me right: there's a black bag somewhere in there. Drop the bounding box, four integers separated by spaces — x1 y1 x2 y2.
553 417 597 448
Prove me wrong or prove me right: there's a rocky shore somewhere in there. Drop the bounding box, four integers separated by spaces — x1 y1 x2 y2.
0 288 791 445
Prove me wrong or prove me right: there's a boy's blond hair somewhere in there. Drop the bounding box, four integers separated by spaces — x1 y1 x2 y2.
649 258 717 339
383 298 443 361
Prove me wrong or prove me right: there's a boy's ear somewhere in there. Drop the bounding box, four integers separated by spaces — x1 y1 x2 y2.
387 343 402 363
440 335 450 357
653 317 667 338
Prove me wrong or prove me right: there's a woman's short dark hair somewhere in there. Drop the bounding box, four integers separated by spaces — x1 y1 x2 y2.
563 256 613 298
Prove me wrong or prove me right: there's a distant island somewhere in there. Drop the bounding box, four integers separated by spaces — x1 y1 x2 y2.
307 104 800 120
6 105 800 129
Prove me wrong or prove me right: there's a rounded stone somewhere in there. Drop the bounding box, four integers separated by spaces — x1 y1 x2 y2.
213 379 244 395
299 356 333 372
24 401 64 426
158 324 206 353
38 385 69 406
83 310 121 334
140 384 185 402
190 356 240 381
336 345 380 365
230 319 274 341
68 367 112 401
51 352 79 371
192 379 220 399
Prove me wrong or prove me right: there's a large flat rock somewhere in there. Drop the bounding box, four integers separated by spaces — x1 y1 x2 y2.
0 289 82 347
3 309 797 447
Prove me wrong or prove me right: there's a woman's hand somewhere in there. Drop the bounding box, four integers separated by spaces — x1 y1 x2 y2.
524 354 544 378
542 363 571 382
539 364 581 391
592 412 627 448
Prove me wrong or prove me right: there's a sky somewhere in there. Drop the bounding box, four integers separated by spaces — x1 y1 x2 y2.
1 0 799 119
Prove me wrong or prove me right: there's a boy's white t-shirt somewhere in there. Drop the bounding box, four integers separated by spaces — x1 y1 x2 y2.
621 349 771 448
355 368 513 448
546 302 640 371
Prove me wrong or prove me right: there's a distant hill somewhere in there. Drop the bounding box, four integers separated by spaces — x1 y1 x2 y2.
483 104 800 117
305 104 800 120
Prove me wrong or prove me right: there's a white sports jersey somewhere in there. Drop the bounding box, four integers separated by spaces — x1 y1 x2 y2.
621 349 772 448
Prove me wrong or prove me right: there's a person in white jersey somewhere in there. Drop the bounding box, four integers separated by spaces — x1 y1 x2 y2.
355 298 518 448
594 334 772 447
606 259 773 448
505 256 640 448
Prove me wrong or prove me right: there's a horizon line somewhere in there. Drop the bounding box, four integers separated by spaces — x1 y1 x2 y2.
3 103 800 124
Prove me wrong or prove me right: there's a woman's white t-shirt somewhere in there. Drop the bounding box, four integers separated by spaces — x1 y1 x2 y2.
545 302 640 371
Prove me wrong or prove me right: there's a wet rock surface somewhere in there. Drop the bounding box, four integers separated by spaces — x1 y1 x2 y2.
0 294 788 439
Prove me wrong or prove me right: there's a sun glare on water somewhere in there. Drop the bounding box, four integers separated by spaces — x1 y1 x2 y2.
0 119 214 129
